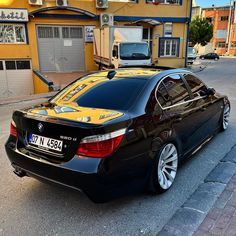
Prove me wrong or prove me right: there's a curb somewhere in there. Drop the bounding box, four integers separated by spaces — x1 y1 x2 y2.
0 92 56 106
157 145 236 236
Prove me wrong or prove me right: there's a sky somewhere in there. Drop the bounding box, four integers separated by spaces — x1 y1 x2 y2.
196 0 230 7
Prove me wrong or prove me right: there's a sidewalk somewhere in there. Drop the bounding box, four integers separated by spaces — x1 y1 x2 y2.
194 174 236 236
0 92 56 106
158 145 236 236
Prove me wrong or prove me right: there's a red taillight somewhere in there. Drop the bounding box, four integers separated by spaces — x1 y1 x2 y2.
76 129 126 158
10 120 17 137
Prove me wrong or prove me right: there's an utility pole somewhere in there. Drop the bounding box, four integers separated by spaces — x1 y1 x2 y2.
226 0 233 55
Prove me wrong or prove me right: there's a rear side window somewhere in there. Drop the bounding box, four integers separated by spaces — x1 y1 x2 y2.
156 81 172 108
76 78 147 110
184 74 207 98
161 74 190 106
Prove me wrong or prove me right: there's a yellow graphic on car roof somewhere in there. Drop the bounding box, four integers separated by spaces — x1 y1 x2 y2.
29 104 123 124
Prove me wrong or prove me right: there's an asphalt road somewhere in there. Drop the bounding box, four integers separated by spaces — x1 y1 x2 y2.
0 58 236 236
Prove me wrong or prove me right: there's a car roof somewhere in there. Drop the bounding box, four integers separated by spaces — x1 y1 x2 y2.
50 68 192 107
84 68 191 81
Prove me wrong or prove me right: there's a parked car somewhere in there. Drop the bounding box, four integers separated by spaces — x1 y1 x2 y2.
200 53 220 60
5 68 230 203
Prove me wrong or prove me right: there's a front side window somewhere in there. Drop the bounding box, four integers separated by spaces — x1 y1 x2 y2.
183 74 207 98
159 38 179 57
120 43 150 60
156 81 172 108
0 24 26 44
160 74 190 106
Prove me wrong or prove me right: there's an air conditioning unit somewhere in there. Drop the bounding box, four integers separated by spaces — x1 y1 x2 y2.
100 14 114 27
28 0 43 6
96 0 108 9
56 0 68 7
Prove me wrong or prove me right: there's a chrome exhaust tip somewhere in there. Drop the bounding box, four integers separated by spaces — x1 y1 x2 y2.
12 166 26 178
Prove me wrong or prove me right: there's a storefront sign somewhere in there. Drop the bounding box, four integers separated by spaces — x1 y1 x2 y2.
0 9 28 22
85 26 95 43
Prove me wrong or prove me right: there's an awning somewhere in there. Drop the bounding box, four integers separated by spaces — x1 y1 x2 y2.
127 19 162 26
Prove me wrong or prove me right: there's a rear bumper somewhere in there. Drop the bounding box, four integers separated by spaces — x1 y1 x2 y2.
5 140 148 202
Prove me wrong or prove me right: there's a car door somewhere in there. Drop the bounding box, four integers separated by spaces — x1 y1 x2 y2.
156 74 203 155
182 73 223 141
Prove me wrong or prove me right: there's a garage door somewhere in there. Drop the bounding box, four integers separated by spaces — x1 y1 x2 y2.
37 25 85 72
0 60 33 99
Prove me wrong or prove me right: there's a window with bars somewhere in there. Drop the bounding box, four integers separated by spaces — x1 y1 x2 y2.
5 60 31 70
146 0 181 5
216 42 226 48
62 27 83 39
38 27 60 38
159 38 179 57
0 24 26 44
219 16 229 21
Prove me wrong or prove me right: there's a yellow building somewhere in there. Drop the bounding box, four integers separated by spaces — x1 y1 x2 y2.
0 0 192 97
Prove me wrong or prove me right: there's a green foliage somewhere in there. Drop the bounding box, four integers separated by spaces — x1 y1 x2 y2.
189 16 213 46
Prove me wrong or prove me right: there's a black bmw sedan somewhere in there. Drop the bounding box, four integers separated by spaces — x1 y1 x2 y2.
5 68 230 202
200 53 220 60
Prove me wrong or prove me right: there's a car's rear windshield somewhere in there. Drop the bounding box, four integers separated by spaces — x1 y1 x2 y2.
75 78 147 110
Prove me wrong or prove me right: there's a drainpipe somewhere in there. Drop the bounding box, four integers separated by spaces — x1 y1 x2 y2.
184 0 193 67
226 0 233 55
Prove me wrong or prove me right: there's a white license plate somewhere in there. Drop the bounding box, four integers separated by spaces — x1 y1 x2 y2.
29 134 63 152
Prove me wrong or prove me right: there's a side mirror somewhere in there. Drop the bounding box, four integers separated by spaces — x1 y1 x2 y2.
200 87 216 97
207 87 216 96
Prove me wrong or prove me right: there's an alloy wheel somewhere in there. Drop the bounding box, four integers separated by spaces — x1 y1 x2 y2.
157 144 178 190
223 104 230 130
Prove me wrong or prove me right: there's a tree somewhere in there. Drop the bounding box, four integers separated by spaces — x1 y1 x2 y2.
189 16 213 46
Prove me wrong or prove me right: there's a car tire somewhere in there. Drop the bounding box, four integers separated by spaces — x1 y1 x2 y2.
221 103 230 131
201 57 205 60
148 143 178 194
215 58 219 61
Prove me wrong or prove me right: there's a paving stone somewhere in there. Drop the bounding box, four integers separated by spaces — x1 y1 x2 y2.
224 223 236 236
205 162 236 184
183 182 225 213
207 208 222 220
198 217 215 232
157 208 205 236
194 174 236 236
214 190 234 209
222 146 236 163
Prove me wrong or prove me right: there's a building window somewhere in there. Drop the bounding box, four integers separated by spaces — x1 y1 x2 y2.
5 60 31 70
108 0 137 2
206 17 214 23
159 38 179 57
146 0 181 5
0 24 26 44
219 16 229 21
164 23 173 37
0 61 3 70
231 42 236 48
216 30 227 39
216 42 226 48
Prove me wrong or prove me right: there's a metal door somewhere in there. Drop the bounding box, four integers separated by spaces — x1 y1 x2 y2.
37 25 85 72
